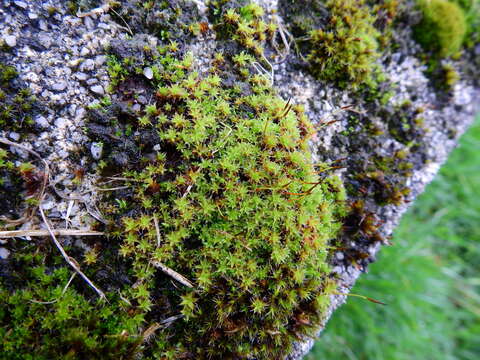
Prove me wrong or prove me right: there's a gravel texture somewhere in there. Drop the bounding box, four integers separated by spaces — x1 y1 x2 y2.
0 0 478 359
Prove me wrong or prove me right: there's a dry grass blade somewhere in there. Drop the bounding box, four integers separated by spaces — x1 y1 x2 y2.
39 203 106 299
28 272 77 305
153 215 161 248
160 314 183 325
0 229 104 238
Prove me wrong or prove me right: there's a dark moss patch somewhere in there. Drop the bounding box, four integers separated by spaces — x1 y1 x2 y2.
0 62 41 134
107 0 201 43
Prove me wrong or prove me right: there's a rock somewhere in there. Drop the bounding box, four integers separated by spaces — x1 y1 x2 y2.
54 118 67 128
13 1 27 9
3 35 17 47
0 248 10 260
86 78 98 85
75 72 88 81
95 55 106 66
90 85 104 95
0 1 478 359
41 200 55 210
90 142 103 160
143 67 154 79
51 81 68 92
38 20 48 31
8 132 20 141
80 59 95 72
34 115 49 129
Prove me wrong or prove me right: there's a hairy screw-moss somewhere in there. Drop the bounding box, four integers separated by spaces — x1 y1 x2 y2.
95 45 347 359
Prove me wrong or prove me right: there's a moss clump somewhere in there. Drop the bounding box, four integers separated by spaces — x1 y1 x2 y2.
0 62 38 132
0 244 144 359
452 0 480 48
211 2 277 58
89 44 346 359
307 0 381 89
414 0 467 57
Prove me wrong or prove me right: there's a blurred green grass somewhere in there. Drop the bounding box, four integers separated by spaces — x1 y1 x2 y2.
308 115 480 360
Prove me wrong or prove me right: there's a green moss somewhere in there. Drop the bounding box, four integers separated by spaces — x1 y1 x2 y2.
278 0 393 89
0 62 37 132
86 44 347 358
414 0 467 58
211 1 277 58
451 0 480 48
0 244 144 359
442 63 460 88
307 0 381 89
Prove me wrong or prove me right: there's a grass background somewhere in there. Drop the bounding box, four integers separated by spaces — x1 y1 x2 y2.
308 115 480 360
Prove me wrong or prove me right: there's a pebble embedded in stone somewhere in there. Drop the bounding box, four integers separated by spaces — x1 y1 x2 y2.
0 248 10 260
28 12 38 20
14 1 27 9
9 132 20 141
95 56 106 66
38 20 48 31
90 85 104 95
51 81 67 92
3 35 17 47
35 115 49 128
143 67 153 79
84 16 94 30
54 117 67 128
80 59 95 72
74 72 88 81
91 142 103 160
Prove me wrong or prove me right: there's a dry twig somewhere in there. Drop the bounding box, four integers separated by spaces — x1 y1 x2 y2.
151 261 194 288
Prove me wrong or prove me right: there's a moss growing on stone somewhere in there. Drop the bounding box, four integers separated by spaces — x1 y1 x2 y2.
84 42 347 358
279 0 388 89
414 0 467 58
307 0 381 89
211 1 277 58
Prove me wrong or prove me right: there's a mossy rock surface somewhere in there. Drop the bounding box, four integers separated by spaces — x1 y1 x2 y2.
0 1 479 360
